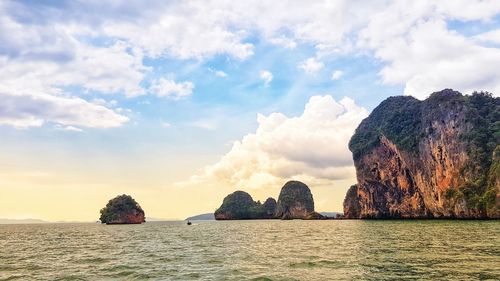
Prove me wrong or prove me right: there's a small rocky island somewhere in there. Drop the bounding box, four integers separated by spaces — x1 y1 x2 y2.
275 181 324 220
99 194 146 224
215 180 325 220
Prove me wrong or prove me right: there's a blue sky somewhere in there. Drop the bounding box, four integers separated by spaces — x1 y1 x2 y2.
0 1 499 220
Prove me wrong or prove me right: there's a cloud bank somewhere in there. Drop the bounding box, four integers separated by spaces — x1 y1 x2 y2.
0 92 128 129
0 0 498 128
179 95 368 189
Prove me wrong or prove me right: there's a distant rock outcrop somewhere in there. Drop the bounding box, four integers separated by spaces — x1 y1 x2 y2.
319 212 342 218
344 90 499 219
214 191 274 220
215 181 324 220
262 197 277 218
275 181 322 219
99 194 145 224
186 213 215 220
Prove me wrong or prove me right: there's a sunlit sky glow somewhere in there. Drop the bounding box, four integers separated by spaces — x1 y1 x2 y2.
1 0 499 221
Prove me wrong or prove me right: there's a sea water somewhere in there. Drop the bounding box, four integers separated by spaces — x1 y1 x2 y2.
0 220 499 280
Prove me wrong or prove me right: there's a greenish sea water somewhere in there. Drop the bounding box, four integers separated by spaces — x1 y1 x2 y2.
0 220 499 280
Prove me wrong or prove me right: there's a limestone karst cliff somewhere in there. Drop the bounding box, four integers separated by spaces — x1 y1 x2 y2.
215 181 323 220
275 181 317 219
214 191 270 220
344 89 499 218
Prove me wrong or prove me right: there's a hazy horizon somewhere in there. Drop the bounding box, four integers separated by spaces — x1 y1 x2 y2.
1 0 499 222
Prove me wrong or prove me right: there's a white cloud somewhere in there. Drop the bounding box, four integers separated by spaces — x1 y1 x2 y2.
0 22 148 98
54 125 83 132
331 70 343 80
208 68 228 77
298 57 324 74
102 1 254 60
269 36 297 49
190 119 219 130
474 29 500 44
215 70 228 77
357 1 500 98
0 92 128 129
161 121 171 128
179 95 368 189
259 70 273 87
0 16 145 129
150 78 194 99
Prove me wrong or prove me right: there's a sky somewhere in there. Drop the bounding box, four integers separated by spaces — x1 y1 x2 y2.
0 0 499 221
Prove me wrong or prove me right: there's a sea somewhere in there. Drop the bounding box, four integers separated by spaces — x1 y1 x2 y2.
0 220 499 280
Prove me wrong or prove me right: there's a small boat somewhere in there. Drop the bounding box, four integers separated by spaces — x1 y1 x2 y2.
187 220 192 225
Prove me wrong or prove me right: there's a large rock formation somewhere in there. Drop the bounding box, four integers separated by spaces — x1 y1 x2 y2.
275 181 320 219
99 194 146 224
214 181 324 220
214 191 275 220
344 89 499 218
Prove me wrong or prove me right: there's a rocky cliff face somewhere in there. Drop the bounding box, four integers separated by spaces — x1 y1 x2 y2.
343 185 361 217
99 194 146 224
345 89 499 219
275 181 318 219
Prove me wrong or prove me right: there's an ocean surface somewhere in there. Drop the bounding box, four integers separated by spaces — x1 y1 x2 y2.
0 220 499 280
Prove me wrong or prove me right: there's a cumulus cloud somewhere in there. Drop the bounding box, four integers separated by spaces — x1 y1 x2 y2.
190 119 219 130
357 1 500 98
269 36 297 49
179 95 369 189
160 121 171 128
150 78 194 99
214 70 228 78
474 30 500 44
208 68 228 77
54 125 83 132
298 57 324 74
331 70 343 80
260 70 273 87
0 92 128 129
0 17 148 98
0 11 145 129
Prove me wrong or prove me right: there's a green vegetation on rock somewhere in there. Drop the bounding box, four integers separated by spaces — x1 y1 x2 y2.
453 92 499 215
214 191 275 220
349 95 422 160
275 181 315 219
215 181 324 220
262 197 277 218
99 194 145 224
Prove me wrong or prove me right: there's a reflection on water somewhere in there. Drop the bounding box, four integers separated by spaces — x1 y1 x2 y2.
0 220 499 280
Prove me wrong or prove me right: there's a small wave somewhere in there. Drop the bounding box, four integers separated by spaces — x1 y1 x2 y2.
289 260 343 269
